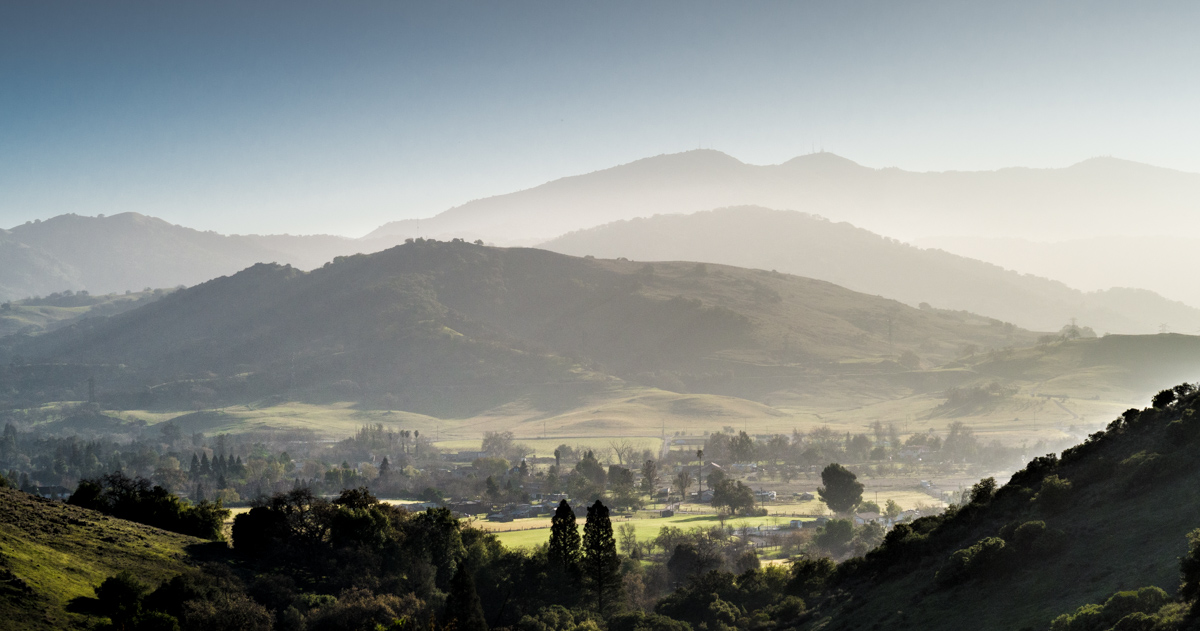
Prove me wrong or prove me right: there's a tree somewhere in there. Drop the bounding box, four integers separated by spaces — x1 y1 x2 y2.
548 499 582 575
730 431 756 463
582 500 621 613
818 463 864 514
575 451 607 487
968 477 997 505
1181 528 1200 612
445 564 488 631
673 470 692 501
711 479 756 515
639 460 659 496
884 499 902 520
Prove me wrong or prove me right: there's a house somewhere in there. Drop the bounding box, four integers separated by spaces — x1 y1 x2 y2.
690 489 714 503
31 485 71 501
854 511 883 525
444 451 487 463
754 490 777 502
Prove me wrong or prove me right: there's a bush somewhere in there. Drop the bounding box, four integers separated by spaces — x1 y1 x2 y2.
1049 586 1169 631
1034 475 1072 514
936 537 1007 585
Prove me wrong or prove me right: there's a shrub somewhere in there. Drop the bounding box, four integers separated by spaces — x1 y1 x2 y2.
936 537 1006 585
1034 475 1072 514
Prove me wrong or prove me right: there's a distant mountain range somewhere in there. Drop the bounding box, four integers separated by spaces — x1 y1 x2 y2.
540 206 1200 335
5 150 1200 336
916 235 1200 314
366 149 1200 244
0 212 405 301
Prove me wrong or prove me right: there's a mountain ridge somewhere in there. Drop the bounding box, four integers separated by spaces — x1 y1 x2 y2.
539 206 1200 335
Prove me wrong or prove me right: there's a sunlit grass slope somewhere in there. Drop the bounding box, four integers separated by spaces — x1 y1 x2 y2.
0 488 198 630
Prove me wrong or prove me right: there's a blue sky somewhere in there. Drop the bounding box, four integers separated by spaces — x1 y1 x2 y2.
2 1 1198 236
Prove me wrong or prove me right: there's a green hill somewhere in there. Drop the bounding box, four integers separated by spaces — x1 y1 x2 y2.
0 240 1041 418
0 488 199 630
801 384 1200 631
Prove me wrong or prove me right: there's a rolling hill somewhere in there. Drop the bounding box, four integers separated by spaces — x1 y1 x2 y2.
540 206 1200 335
0 487 199 630
0 240 1040 418
366 149 1200 245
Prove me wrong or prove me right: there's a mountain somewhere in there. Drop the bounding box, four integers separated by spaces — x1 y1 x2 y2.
916 235 1200 311
0 213 406 302
0 240 1040 418
539 206 1200 335
365 150 1200 245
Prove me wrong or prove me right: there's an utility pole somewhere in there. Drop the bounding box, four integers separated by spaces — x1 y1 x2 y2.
697 449 704 503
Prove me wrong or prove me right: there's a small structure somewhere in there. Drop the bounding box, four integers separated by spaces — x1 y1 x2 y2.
660 509 675 518
854 511 883 526
31 485 71 501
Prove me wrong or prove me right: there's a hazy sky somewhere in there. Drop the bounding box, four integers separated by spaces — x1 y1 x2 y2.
3 1 1199 236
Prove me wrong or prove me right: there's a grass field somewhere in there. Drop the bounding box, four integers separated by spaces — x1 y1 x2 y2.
488 510 796 550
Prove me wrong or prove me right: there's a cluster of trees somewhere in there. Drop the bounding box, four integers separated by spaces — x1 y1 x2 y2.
686 420 1039 480
82 484 840 631
69 471 229 540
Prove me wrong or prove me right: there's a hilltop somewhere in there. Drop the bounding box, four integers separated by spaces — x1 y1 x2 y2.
366 150 1200 245
540 206 1200 334
0 487 199 630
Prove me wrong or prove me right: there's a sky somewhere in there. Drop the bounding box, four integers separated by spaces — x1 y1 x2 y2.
2 1 1199 237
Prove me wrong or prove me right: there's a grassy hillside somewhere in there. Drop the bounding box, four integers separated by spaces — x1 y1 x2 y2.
540 206 1200 335
0 240 1042 418
801 385 1200 631
0 488 199 630
0 289 166 337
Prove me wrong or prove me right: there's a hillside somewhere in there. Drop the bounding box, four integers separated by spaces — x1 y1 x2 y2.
0 289 167 337
0 213 406 301
366 150 1200 245
799 384 1200 631
540 206 1200 335
917 234 1200 310
0 488 199 630
0 240 1040 418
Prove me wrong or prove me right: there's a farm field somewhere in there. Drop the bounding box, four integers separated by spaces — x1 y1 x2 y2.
488 510 795 550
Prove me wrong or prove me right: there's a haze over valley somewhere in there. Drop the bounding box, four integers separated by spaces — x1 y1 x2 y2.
5 4 1200 631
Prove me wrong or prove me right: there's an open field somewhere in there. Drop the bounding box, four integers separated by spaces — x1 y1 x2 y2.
489 510 795 550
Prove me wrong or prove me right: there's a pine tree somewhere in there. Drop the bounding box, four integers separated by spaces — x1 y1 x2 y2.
548 499 582 574
189 454 201 481
582 500 621 613
445 564 488 631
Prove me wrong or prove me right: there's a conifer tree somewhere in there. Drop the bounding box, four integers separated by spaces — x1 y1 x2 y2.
548 499 582 574
445 564 488 631
582 499 621 613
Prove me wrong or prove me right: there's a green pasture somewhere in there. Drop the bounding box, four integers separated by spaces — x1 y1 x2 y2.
490 511 800 550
